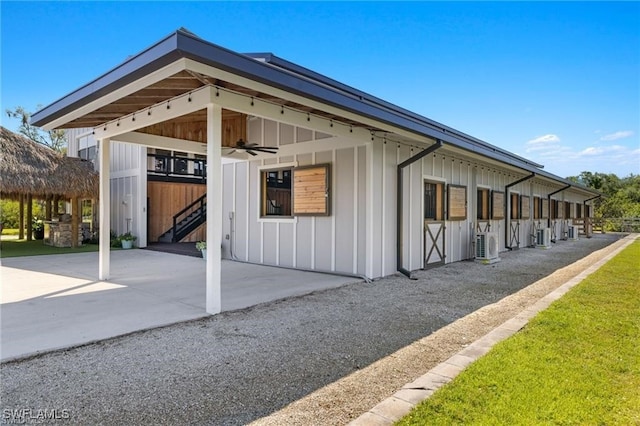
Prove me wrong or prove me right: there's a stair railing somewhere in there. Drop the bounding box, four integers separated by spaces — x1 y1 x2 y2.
171 193 207 242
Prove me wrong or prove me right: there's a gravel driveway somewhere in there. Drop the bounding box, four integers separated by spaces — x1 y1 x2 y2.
0 234 623 425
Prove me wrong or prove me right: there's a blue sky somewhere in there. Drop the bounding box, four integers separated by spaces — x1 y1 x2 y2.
1 1 639 178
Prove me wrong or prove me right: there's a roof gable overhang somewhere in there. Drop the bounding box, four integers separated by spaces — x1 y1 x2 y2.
31 28 598 197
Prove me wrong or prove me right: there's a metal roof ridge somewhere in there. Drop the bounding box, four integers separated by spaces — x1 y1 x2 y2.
30 28 598 195
244 51 542 169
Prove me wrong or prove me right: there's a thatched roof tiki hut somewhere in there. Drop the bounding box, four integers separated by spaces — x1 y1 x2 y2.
0 126 99 246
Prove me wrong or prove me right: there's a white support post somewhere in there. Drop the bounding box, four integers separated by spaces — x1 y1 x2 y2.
206 104 223 314
99 138 111 280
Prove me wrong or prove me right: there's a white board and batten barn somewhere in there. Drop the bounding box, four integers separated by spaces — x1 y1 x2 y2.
35 29 599 313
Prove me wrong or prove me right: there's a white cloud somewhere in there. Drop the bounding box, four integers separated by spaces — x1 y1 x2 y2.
578 145 628 157
600 130 634 141
527 134 560 145
579 147 603 156
525 134 562 153
524 141 640 177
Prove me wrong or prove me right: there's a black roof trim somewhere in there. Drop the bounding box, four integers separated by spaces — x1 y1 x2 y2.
32 31 185 128
245 51 542 170
31 28 597 195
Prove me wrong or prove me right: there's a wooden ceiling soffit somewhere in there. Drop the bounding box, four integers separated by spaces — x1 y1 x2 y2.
137 109 247 146
64 69 378 137
64 71 207 128
187 70 374 129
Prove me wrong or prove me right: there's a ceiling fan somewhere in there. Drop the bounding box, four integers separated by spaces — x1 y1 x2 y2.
224 139 279 156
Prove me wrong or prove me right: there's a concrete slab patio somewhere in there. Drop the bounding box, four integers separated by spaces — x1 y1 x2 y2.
0 249 360 361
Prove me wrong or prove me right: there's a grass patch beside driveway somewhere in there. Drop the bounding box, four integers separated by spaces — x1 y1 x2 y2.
0 238 102 258
397 240 640 425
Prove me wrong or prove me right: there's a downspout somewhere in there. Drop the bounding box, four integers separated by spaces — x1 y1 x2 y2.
547 184 571 228
583 194 601 237
397 140 443 278
583 194 601 205
504 173 535 250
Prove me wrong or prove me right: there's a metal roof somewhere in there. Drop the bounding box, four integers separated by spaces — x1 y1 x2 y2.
31 28 597 195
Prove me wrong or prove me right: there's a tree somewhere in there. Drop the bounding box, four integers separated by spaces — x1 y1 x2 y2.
568 171 640 222
6 106 66 153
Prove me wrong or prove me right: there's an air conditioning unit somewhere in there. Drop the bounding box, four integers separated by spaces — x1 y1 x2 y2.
536 228 551 249
568 225 578 241
475 232 500 264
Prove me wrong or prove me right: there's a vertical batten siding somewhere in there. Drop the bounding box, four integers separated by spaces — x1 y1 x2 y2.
66 129 148 243
108 142 144 240
401 153 519 269
313 150 333 271
234 162 249 259
247 160 261 263
494 171 506 253
221 117 371 276
382 141 395 276
357 146 367 275
399 145 411 272
409 148 423 269
222 163 237 259
296 153 313 269
352 147 359 274
369 141 384 278
335 147 355 273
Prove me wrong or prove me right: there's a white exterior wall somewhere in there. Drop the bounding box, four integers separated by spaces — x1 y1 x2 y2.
70 120 598 279
109 141 147 246
475 163 509 252
221 118 370 277
515 179 534 248
396 147 521 271
66 128 147 246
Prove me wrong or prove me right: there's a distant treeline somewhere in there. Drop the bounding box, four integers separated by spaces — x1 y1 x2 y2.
567 172 640 219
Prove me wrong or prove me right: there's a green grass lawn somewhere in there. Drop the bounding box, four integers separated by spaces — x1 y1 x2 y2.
0 238 102 258
397 240 640 425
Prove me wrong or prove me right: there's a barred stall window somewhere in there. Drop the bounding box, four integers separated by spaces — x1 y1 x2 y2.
424 182 445 220
477 188 490 220
511 193 520 219
261 168 292 217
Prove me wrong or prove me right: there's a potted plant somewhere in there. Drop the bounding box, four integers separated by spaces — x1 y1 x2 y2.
119 232 137 249
195 241 206 259
32 218 45 240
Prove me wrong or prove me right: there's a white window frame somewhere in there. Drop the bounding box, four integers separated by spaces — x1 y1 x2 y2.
257 162 298 224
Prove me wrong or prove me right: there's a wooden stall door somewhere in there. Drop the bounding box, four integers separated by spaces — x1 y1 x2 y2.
423 181 445 267
509 192 520 248
424 221 445 267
